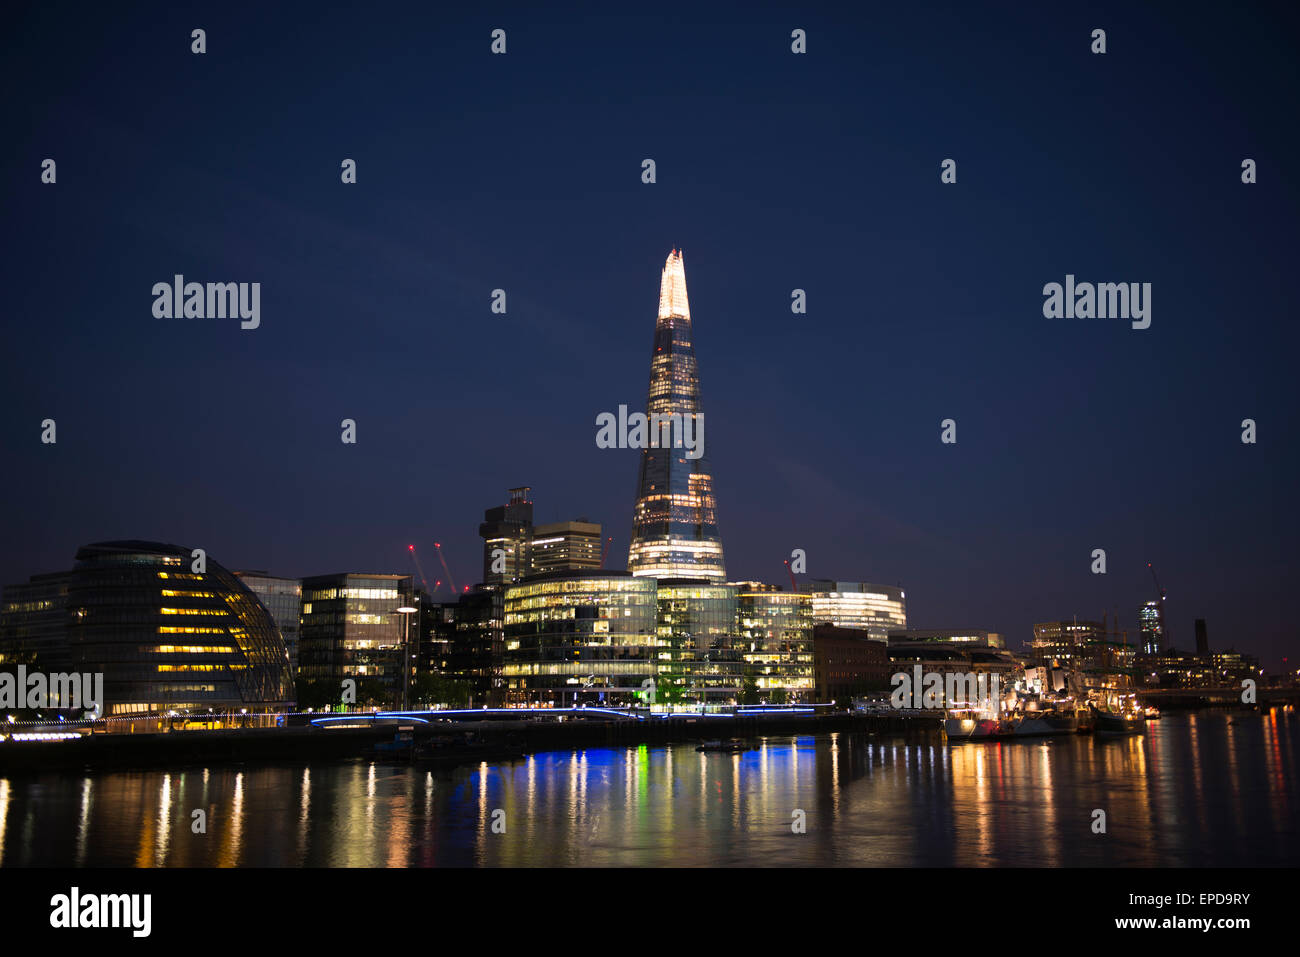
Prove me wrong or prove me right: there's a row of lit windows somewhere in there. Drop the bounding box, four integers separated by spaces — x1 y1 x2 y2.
305 587 401 601
2 599 57 613
149 644 235 654
503 662 660 677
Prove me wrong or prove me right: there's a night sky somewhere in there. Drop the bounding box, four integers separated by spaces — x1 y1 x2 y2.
3 2 1297 665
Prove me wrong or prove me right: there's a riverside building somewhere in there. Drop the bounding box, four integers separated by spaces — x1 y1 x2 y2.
801 580 907 642
734 583 814 702
0 541 294 716
502 570 657 706
298 572 414 705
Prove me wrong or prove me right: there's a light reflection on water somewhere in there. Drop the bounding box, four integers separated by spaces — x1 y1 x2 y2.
0 712 1294 867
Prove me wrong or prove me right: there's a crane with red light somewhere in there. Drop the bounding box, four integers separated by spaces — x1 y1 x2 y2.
434 542 461 594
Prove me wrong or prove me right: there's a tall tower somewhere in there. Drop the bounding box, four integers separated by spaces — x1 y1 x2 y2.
479 487 533 585
627 250 726 581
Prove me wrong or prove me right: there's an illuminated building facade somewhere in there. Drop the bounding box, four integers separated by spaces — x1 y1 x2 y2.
734 584 814 701
656 579 740 704
802 580 906 642
234 571 302 677
299 572 414 704
1030 620 1105 665
627 250 726 582
1139 600 1164 655
63 541 293 715
502 571 657 706
530 520 602 575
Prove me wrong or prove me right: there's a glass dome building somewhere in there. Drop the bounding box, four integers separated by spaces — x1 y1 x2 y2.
66 541 295 715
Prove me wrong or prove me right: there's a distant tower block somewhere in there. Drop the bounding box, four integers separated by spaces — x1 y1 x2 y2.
480 487 533 585
1195 618 1209 657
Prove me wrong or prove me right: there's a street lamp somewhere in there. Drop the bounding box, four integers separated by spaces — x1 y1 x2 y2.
396 606 418 712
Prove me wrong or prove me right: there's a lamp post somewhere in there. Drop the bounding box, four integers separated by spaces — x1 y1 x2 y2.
396 606 418 712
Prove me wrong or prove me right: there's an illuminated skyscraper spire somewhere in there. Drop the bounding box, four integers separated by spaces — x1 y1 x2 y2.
628 250 726 581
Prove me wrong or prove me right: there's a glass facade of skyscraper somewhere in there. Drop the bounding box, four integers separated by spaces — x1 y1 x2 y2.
1139 600 1164 655
627 250 727 582
656 580 740 704
735 585 814 701
299 573 413 703
502 571 657 705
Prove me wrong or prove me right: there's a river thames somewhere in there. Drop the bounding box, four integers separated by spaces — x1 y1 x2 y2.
0 711 1295 867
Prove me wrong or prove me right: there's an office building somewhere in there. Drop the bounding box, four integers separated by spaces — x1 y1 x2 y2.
0 571 73 671
479 487 534 585
20 541 295 715
734 583 814 702
234 571 302 677
812 624 891 702
801 581 906 642
656 579 740 704
1139 601 1164 656
502 571 656 706
298 572 414 706
530 520 602 575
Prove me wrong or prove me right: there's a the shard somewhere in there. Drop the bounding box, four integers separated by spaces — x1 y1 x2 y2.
627 250 727 581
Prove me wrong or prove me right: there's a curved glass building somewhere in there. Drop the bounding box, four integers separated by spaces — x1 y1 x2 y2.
502 571 657 706
67 541 295 714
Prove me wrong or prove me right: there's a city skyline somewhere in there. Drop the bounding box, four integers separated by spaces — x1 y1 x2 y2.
2 230 1289 663
1 3 1298 905
2 4 1296 670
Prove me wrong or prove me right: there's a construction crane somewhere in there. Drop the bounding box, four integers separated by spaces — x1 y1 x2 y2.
434 542 459 595
599 536 614 569
783 559 797 591
407 545 431 593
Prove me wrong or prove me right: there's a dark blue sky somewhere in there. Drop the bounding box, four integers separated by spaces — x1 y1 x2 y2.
3 2 1297 664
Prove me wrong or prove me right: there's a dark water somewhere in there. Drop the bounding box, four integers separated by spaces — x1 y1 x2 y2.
1 712 1296 866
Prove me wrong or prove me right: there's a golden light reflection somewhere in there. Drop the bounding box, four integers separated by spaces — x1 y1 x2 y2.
75 777 92 866
0 779 9 866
